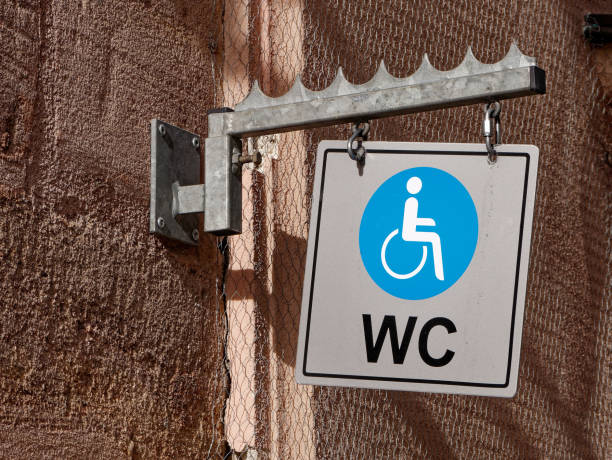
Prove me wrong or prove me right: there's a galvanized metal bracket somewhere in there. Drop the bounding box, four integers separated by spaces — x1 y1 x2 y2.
150 119 204 245
151 43 546 242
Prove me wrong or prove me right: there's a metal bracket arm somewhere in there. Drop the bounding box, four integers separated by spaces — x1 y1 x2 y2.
208 66 544 138
150 44 546 241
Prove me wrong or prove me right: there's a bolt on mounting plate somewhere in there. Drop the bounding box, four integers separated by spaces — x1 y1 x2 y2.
150 119 202 245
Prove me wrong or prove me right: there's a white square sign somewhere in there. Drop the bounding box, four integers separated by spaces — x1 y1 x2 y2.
296 141 539 397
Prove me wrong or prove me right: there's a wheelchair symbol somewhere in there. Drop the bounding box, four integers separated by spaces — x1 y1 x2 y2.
380 176 445 281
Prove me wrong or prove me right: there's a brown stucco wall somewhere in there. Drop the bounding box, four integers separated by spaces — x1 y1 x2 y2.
2 1 611 459
0 1 226 457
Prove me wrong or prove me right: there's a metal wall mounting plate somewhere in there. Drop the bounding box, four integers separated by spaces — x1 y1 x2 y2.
150 119 202 245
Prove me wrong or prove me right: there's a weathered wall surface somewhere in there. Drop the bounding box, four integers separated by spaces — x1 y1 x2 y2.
0 1 226 457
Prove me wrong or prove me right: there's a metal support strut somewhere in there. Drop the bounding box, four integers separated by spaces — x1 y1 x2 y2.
150 43 546 242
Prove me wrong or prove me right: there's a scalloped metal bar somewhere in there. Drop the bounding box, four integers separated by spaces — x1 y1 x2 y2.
234 43 538 112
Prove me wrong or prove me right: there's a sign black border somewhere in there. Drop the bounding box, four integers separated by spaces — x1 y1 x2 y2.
302 148 531 388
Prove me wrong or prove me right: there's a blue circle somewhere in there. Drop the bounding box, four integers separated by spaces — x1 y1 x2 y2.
359 167 478 300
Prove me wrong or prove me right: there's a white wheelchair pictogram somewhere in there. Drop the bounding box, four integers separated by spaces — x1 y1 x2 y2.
380 176 445 281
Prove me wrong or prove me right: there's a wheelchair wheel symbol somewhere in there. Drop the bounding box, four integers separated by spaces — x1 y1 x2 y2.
380 229 428 279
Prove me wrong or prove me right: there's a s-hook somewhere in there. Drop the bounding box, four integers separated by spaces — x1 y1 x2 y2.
483 102 501 163
348 121 370 162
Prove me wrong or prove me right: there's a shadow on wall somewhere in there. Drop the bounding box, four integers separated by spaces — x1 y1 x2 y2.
225 229 307 369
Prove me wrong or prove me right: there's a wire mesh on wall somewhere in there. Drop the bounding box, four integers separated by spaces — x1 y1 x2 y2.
208 0 611 458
